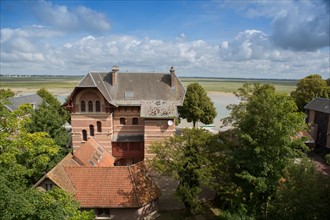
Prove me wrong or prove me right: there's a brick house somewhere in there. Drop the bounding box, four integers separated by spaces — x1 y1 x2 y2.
304 97 330 148
65 66 185 165
35 138 161 220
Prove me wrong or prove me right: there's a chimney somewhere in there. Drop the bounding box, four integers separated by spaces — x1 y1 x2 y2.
170 66 175 88
112 65 119 85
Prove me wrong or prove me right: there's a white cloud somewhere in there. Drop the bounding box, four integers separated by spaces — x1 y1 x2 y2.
1 27 329 79
31 0 111 33
221 0 330 51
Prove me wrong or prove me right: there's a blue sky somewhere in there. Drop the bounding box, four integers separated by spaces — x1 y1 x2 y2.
1 0 329 79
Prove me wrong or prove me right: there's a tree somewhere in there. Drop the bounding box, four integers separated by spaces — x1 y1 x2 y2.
0 104 60 185
223 83 308 217
0 174 93 220
268 159 330 220
26 101 69 147
150 128 216 214
37 88 70 122
291 74 329 111
178 82 217 128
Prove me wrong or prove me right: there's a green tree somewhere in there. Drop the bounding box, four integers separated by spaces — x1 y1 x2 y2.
223 83 308 217
26 101 69 147
178 82 217 128
291 74 329 111
268 159 330 220
150 128 216 214
37 88 70 122
0 174 93 220
0 104 60 184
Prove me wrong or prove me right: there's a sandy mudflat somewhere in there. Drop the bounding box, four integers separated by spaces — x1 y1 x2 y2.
8 88 73 97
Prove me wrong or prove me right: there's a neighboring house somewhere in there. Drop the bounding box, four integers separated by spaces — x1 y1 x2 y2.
304 97 330 148
64 66 185 165
4 93 43 111
35 138 161 220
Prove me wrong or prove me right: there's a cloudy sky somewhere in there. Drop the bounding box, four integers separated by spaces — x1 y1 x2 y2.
1 0 329 79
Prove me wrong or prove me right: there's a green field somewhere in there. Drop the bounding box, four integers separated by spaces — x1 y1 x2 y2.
180 77 298 93
0 75 298 94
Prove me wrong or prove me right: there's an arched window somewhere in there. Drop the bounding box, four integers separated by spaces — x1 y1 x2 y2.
81 101 86 112
82 130 87 141
96 101 101 112
88 101 93 112
120 117 126 125
89 125 94 136
132 117 139 125
97 121 102 132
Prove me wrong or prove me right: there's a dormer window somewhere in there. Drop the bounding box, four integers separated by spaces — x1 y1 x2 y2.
81 101 86 112
88 101 93 112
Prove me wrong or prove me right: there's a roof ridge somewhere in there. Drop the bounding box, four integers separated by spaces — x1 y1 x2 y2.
128 165 140 206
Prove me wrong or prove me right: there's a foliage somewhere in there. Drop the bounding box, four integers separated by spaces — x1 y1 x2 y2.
0 88 15 120
0 174 93 220
0 103 93 220
26 100 69 147
222 83 308 217
37 88 70 122
150 128 216 214
178 82 217 127
290 74 329 111
0 104 60 185
25 88 71 147
268 159 330 220
325 154 330 165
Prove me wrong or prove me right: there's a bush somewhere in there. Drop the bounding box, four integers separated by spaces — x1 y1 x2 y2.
325 154 330 165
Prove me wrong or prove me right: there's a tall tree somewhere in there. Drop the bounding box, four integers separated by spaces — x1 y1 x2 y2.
178 82 217 128
27 88 70 147
291 74 329 111
150 128 216 214
224 83 308 217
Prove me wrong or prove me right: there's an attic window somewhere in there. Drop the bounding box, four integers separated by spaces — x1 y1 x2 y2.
88 160 96 166
124 91 134 99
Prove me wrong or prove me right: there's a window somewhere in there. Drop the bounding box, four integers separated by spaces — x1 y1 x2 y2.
96 208 110 217
89 125 94 136
132 117 139 125
82 130 87 141
97 121 102 132
88 101 93 112
45 183 53 191
95 101 101 112
120 117 126 125
81 101 86 112
88 160 96 166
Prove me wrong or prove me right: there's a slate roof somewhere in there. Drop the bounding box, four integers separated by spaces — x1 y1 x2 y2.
34 138 160 208
71 70 185 118
5 94 43 111
304 98 330 114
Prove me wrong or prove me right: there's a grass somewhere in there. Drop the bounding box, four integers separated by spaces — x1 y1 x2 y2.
180 77 298 94
0 75 298 94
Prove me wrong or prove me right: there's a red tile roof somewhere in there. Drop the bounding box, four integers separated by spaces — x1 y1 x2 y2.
35 138 160 208
72 138 115 167
64 162 160 208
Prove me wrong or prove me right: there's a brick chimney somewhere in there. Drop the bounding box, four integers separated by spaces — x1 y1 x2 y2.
170 66 175 88
112 65 119 85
